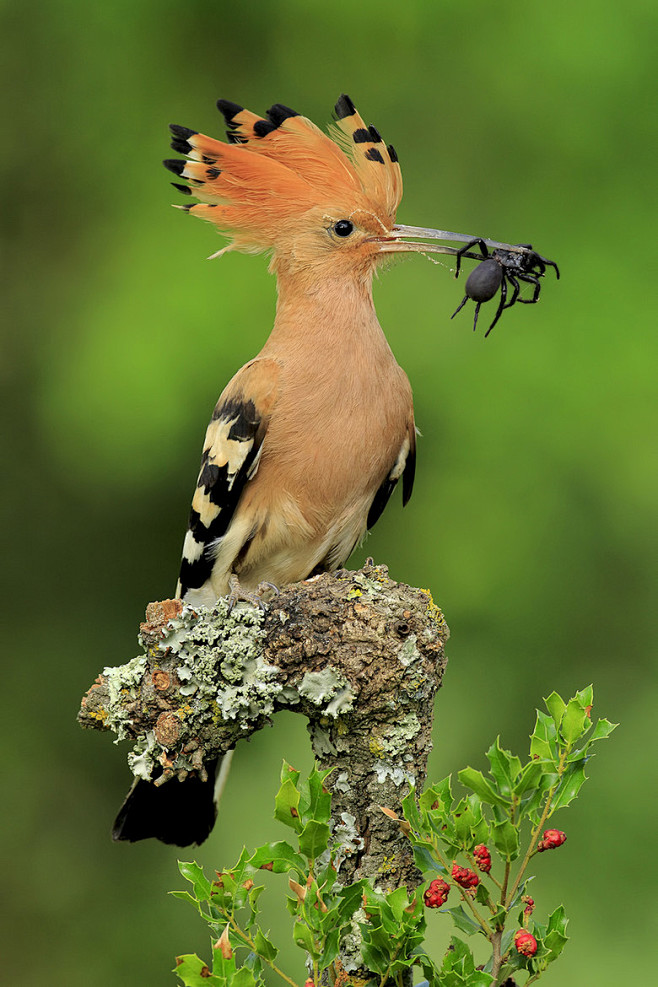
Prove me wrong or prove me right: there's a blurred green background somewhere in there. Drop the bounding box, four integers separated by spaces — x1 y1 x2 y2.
3 1 656 984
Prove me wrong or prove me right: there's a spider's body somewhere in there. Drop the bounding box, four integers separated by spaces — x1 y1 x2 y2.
452 239 560 336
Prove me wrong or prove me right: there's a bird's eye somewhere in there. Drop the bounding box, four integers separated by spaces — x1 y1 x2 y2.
333 219 354 238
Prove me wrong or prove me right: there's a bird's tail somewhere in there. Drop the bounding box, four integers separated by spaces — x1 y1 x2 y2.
112 756 223 846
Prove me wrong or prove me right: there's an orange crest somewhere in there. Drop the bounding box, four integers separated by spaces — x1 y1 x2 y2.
165 94 403 255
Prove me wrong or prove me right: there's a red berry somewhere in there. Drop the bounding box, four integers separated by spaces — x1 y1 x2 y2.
423 878 450 908
522 895 535 916
537 829 567 852
514 930 538 957
473 844 492 873
451 863 479 889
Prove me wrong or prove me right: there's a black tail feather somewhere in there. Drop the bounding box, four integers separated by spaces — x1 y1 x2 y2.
112 758 219 846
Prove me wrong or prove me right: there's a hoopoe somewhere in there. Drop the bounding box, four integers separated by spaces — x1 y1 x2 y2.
172 94 416 609
113 94 541 845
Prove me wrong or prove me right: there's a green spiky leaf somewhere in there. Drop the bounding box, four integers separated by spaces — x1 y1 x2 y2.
274 777 303 833
458 768 509 806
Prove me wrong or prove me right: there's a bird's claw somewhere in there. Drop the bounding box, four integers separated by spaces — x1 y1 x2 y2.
227 575 279 612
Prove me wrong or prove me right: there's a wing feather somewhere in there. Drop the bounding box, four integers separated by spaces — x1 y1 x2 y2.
177 359 280 597
366 424 416 531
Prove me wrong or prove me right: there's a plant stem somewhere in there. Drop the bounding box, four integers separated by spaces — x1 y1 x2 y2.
377 941 403 987
490 929 502 984
225 913 300 987
500 859 510 905
506 749 567 908
499 797 517 906
486 872 504 892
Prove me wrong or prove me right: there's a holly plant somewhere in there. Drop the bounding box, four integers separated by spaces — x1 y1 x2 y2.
173 686 615 987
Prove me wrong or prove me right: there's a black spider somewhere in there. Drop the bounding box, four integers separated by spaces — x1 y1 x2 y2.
451 239 560 336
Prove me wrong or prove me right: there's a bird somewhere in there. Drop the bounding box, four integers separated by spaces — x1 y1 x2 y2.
112 93 517 846
171 95 417 610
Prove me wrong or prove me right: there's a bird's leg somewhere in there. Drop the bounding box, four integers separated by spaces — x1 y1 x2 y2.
227 574 280 612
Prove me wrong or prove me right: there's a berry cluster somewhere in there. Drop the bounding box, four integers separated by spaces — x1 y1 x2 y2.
451 863 479 889
514 929 538 957
537 829 567 852
423 878 450 908
473 844 492 873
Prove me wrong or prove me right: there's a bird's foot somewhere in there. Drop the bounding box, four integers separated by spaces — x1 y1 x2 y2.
227 574 279 612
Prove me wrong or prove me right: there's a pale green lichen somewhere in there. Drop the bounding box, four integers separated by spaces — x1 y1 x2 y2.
298 667 354 716
341 909 367 973
216 655 282 726
102 654 148 741
308 722 337 755
350 570 391 598
127 736 157 780
334 810 364 867
116 602 271 778
373 760 415 787
280 685 301 704
397 633 422 667
157 602 271 731
373 713 421 758
334 771 351 794
325 686 356 718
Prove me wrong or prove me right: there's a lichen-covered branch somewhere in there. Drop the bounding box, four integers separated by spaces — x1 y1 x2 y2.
80 561 448 891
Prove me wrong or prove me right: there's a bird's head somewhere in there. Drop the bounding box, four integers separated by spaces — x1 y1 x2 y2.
166 94 460 285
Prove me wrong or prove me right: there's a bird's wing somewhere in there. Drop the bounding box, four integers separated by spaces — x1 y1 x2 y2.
177 358 280 598
366 423 416 531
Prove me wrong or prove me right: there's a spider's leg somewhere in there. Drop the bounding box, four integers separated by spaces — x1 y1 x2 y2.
537 255 560 279
454 238 489 278
503 275 521 310
485 275 508 335
472 301 482 332
451 294 469 320
515 273 542 304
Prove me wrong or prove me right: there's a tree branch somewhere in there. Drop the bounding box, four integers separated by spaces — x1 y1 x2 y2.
79 560 448 895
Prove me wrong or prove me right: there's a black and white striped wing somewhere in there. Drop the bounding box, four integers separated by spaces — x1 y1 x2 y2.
177 359 279 599
366 424 416 531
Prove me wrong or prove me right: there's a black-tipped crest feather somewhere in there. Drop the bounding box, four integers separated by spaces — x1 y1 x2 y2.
334 93 356 119
216 99 244 123
163 158 186 176
169 124 197 140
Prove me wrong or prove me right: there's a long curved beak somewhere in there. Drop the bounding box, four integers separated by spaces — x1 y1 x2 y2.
377 224 533 259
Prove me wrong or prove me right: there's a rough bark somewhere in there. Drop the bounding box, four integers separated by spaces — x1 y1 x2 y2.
79 560 448 895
